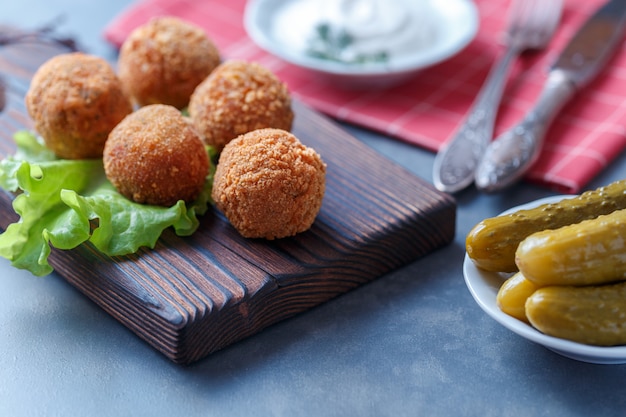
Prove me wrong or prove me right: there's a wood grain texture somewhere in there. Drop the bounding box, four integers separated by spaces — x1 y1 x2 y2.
0 37 456 364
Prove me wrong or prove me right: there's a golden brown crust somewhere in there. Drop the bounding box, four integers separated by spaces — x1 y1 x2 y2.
103 104 210 207
188 60 294 150
212 128 326 239
25 52 132 159
118 17 220 109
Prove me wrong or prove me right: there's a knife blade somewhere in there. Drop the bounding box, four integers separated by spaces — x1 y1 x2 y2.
475 0 626 192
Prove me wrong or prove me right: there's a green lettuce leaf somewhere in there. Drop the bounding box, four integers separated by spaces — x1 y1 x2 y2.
0 131 213 276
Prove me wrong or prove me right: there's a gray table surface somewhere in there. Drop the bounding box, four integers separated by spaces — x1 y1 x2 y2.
2 1 626 416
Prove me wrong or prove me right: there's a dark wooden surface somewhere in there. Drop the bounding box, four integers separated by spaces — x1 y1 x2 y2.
0 36 456 364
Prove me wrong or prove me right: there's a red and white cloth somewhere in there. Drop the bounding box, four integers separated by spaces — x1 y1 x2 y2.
104 0 626 193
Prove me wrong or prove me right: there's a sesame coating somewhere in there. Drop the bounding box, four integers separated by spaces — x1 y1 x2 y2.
103 104 210 207
212 128 326 239
118 17 221 109
188 60 294 150
25 52 132 159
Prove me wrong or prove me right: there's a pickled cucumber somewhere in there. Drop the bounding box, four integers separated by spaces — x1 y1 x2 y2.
526 281 626 346
516 208 626 286
496 272 540 322
466 179 626 272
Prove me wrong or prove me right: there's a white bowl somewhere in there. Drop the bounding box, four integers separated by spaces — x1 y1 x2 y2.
464 195 626 364
244 0 479 88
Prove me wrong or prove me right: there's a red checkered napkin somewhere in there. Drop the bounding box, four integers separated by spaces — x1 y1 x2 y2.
104 0 626 193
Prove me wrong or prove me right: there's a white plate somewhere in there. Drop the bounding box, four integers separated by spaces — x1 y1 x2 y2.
464 195 626 364
244 0 479 88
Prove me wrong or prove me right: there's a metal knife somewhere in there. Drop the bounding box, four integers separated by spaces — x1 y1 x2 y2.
474 0 626 192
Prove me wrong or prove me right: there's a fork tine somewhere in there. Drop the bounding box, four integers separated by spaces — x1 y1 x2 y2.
504 0 533 43
505 0 562 49
526 0 563 48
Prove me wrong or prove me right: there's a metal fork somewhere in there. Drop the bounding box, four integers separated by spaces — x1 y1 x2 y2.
432 0 563 193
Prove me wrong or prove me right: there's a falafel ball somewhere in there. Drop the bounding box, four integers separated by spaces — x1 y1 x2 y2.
212 128 326 239
25 52 132 159
118 17 221 109
188 60 294 150
103 104 209 207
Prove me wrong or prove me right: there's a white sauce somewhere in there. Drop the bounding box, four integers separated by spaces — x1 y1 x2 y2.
272 0 437 64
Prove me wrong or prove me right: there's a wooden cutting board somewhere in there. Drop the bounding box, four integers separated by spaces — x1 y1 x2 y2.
0 34 456 364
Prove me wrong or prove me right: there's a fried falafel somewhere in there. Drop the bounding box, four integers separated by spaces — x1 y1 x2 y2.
118 16 221 109
212 128 326 239
188 60 294 150
103 104 209 207
25 52 132 159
